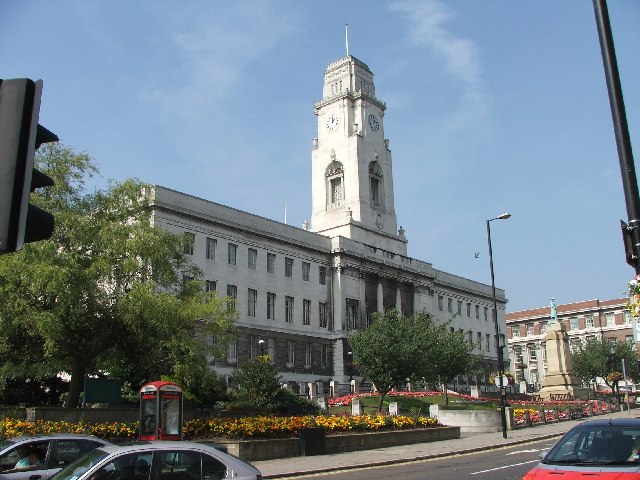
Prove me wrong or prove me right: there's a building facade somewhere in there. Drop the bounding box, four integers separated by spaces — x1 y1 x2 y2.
150 54 509 393
506 298 635 388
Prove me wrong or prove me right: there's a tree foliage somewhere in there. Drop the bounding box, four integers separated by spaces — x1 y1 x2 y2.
571 337 640 395
0 144 237 407
348 310 480 409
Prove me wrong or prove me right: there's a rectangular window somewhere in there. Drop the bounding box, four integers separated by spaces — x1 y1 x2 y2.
457 300 462 315
303 299 311 325
287 339 295 364
267 338 276 360
526 323 534 336
515 346 524 365
624 311 632 324
605 312 615 327
267 292 276 320
321 345 328 368
467 303 472 317
305 343 312 366
205 237 216 260
205 280 217 293
249 335 257 359
447 298 452 313
226 284 237 311
331 178 342 204
486 333 490 352
227 243 237 265
477 332 482 350
247 288 257 317
227 337 237 360
346 298 359 330
302 262 310 281
319 302 328 328
183 232 195 255
511 325 520 338
319 266 327 285
585 315 594 328
540 322 547 334
285 296 294 323
484 307 488 321
267 253 276 274
438 296 443 311
248 248 257 270
370 177 380 205
529 345 538 362
285 257 293 278
475 305 480 319
569 316 579 330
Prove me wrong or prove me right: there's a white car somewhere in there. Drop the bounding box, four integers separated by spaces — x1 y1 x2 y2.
0 434 110 480
51 442 262 480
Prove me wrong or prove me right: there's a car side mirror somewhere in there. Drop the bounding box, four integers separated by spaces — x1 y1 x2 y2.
538 450 547 459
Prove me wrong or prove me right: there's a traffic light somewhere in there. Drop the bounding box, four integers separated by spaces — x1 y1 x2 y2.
0 78 58 254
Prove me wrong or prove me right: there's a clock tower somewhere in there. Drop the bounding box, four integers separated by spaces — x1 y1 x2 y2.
311 55 407 255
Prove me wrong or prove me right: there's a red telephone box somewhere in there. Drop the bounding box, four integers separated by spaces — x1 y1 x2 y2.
139 381 183 441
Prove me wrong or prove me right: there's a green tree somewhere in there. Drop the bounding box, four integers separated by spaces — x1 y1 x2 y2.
429 326 481 405
571 337 640 396
0 144 237 407
230 355 281 409
348 310 436 411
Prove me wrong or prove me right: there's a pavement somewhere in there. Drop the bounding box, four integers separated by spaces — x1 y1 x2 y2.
252 409 636 478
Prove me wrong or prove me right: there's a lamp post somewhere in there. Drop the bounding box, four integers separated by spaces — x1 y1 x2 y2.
258 339 265 356
487 212 511 439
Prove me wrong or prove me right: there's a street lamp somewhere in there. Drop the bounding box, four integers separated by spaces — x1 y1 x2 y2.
487 212 511 439
258 339 265 356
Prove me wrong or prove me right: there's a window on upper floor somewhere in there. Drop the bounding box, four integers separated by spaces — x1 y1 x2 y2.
267 253 276 274
287 339 295 365
305 343 312 366
248 248 257 270
205 280 217 293
457 300 462 315
526 323 534 336
319 302 328 328
302 262 310 281
585 314 594 328
447 298 453 314
321 344 328 368
205 237 216 260
475 305 480 320
569 316 579 330
226 284 237 311
511 325 520 338
227 243 237 265
467 303 471 317
605 312 615 327
319 266 327 285
624 310 632 324
183 232 195 255
484 307 488 321
267 292 276 320
247 288 257 317
303 299 311 325
285 257 293 278
285 296 294 323
438 296 444 311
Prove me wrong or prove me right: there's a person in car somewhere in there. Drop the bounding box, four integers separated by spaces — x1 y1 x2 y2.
14 447 45 470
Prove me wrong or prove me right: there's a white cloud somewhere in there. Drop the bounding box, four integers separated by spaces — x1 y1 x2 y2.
391 0 481 89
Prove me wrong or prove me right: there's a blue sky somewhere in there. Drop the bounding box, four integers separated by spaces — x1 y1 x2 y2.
3 1 639 313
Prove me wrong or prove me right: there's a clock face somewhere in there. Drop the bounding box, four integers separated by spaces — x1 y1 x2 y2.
326 114 340 131
368 114 379 131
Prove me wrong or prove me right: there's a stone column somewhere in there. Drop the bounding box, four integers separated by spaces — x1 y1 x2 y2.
395 284 402 312
377 280 384 312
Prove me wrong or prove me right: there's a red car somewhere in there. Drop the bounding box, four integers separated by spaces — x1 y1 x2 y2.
523 418 640 479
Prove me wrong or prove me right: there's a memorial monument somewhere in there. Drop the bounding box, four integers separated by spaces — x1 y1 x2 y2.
539 299 589 400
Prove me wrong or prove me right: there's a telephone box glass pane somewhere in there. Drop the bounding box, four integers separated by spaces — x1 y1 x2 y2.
141 398 156 435
161 397 180 435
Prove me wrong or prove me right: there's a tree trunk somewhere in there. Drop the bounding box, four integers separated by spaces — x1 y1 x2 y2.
444 385 449 405
64 363 87 408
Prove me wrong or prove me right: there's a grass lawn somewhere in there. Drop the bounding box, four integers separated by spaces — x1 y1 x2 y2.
328 393 500 415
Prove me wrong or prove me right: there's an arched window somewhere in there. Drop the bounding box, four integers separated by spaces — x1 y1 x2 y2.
326 159 344 209
369 161 384 208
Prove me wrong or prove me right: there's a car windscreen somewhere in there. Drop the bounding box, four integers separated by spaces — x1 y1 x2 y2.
0 440 16 452
543 426 640 466
50 449 110 480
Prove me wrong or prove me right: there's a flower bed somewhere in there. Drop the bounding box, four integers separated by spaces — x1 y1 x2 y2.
0 415 438 442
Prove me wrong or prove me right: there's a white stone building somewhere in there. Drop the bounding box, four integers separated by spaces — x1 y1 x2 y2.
150 54 509 393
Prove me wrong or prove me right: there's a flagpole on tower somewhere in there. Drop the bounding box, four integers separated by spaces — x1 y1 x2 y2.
345 23 349 56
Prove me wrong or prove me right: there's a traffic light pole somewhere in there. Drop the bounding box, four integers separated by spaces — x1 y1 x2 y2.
592 0 640 273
